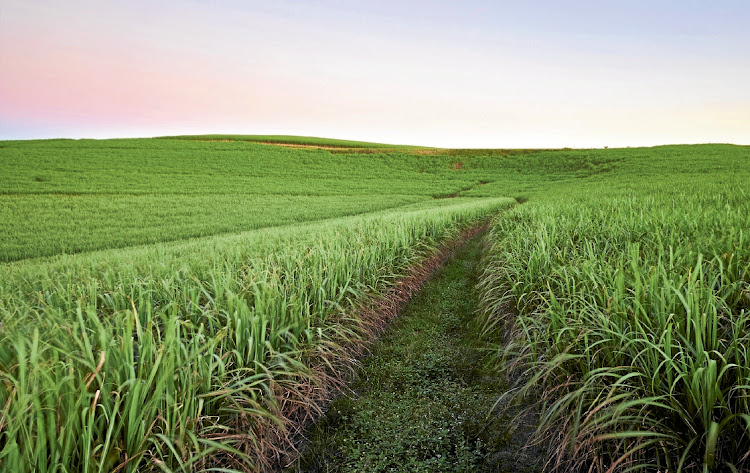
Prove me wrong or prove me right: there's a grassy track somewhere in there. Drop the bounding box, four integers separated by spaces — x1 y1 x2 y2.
289 234 543 473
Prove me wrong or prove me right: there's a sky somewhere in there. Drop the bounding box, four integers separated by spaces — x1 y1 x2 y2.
1 0 749 148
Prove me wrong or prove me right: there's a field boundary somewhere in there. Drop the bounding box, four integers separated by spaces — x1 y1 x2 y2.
0 195 433 264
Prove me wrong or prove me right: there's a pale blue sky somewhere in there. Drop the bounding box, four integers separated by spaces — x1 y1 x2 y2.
1 0 748 147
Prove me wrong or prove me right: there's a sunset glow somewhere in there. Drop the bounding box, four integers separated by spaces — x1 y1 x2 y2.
1 0 749 147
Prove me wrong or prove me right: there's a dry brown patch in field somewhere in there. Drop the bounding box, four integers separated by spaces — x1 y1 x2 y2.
409 148 448 155
254 142 360 151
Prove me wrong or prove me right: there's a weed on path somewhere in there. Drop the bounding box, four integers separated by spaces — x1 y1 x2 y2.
288 235 544 473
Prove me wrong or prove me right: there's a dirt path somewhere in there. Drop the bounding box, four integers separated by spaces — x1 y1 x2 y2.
285 234 544 472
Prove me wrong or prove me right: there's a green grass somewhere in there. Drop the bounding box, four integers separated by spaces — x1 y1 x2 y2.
290 235 543 473
0 197 513 473
6 138 742 262
478 179 750 471
0 193 425 261
1 135 749 472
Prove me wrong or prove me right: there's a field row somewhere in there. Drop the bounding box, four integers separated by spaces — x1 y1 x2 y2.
478 180 750 471
0 193 426 262
0 197 513 472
